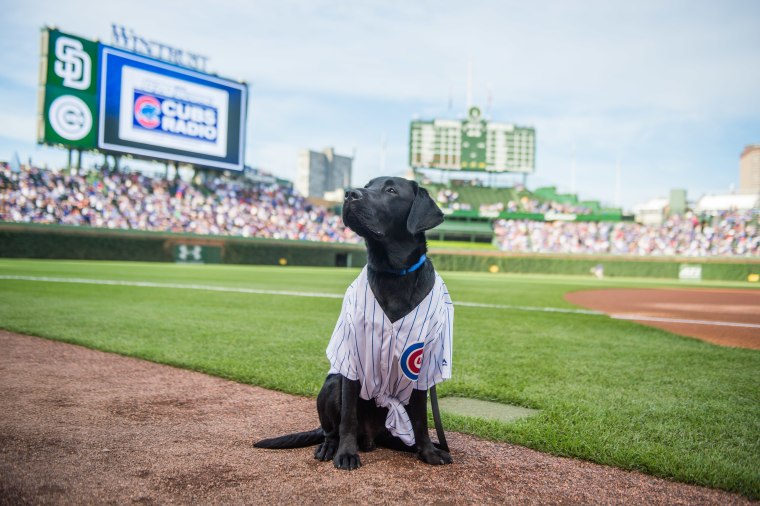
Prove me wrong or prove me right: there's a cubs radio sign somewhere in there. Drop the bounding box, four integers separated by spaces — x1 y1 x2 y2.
100 47 246 170
38 27 248 171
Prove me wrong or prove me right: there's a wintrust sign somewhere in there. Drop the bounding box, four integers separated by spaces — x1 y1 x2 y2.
111 24 209 72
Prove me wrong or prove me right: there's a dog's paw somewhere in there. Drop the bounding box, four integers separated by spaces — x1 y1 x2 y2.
333 451 362 471
418 446 453 465
358 436 376 452
314 440 337 461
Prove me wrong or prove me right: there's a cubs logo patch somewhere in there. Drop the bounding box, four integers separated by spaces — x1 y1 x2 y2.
400 342 424 381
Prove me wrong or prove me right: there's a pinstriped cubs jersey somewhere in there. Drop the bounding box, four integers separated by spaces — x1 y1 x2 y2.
326 266 453 446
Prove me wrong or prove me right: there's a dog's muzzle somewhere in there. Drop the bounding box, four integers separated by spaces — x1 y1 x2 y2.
344 189 363 202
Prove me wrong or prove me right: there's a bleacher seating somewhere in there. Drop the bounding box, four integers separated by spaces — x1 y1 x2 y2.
425 183 518 211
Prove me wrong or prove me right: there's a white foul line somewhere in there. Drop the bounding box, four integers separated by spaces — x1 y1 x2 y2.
2 275 759 329
455 300 602 315
610 314 760 329
0 275 604 316
0 275 344 299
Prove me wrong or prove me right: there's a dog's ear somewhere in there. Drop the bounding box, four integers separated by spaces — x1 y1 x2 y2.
407 183 444 235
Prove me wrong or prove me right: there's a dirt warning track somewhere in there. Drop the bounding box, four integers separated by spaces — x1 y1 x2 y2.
0 331 753 505
566 287 760 349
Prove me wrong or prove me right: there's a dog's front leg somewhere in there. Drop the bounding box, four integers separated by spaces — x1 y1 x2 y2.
408 389 452 465
333 376 362 470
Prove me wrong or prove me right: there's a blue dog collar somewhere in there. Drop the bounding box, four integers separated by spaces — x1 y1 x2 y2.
393 254 427 276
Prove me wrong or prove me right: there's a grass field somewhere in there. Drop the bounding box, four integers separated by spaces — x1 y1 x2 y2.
1 259 758 498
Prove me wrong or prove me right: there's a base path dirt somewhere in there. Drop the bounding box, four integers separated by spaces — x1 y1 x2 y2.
0 331 753 505
566 287 760 349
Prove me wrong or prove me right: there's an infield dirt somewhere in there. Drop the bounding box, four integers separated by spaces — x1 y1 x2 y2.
566 287 760 349
1 331 754 505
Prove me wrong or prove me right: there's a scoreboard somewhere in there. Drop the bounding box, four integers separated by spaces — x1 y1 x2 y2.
98 46 246 170
38 27 247 171
409 106 535 173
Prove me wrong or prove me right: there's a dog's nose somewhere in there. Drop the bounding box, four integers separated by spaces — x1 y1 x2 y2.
345 189 363 202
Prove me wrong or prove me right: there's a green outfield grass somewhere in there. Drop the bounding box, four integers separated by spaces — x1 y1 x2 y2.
0 259 758 498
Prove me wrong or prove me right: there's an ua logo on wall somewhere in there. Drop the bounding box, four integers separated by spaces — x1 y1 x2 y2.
178 245 203 262
54 36 91 90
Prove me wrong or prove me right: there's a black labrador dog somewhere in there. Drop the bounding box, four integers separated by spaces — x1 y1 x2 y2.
254 177 452 470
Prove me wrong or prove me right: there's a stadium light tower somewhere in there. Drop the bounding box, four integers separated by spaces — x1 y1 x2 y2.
571 143 577 195
466 56 473 110
380 132 387 174
615 155 622 208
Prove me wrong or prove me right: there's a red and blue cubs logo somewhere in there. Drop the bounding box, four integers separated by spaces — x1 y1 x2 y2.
134 94 161 129
400 342 424 381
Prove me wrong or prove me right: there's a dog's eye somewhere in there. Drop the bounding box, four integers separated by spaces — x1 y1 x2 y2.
386 187 397 194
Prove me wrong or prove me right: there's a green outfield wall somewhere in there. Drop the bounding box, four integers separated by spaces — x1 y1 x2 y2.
0 223 366 268
1 223 757 281
430 251 759 281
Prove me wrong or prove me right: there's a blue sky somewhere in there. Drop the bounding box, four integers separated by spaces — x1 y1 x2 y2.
1 0 758 209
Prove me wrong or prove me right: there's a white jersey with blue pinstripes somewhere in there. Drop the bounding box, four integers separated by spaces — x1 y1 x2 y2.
326 266 453 446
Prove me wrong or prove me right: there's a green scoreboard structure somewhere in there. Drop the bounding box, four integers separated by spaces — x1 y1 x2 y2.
409 106 535 173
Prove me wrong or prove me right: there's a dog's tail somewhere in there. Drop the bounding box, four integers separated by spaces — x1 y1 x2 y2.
253 428 324 449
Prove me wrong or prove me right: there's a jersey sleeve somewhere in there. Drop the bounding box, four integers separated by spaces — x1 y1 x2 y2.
415 280 453 391
326 282 359 381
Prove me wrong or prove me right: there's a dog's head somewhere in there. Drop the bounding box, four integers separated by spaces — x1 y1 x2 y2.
342 177 444 241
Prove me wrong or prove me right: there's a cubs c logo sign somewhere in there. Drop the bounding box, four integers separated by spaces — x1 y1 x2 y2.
134 95 161 129
48 95 92 141
400 342 424 381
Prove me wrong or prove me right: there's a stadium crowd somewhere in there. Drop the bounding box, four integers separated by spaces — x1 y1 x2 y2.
1 164 757 257
0 164 357 243
493 213 759 257
518 197 594 215
484 197 594 216
436 187 594 215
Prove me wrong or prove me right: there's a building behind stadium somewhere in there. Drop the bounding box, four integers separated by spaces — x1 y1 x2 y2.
295 147 353 202
740 145 760 195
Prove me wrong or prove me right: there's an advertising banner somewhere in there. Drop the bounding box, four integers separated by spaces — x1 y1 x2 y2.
98 46 247 171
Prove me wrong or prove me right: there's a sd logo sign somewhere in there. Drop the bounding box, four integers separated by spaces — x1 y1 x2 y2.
53 36 91 91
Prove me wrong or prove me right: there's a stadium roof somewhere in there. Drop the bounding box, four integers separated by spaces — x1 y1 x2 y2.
695 193 759 213
632 197 669 213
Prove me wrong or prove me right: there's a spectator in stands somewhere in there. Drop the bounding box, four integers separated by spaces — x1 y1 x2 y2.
479 202 504 214
436 188 459 206
519 196 593 215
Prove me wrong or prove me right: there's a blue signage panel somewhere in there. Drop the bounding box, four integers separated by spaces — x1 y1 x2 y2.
98 46 247 171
